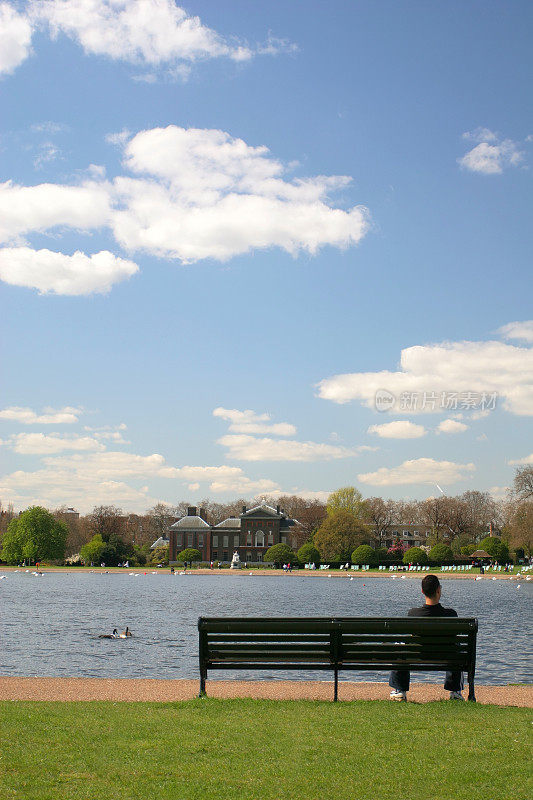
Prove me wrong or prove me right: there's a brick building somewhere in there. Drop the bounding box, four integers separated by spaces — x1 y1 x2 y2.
168 503 300 564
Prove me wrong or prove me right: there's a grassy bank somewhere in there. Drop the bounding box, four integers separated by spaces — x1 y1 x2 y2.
1 699 531 800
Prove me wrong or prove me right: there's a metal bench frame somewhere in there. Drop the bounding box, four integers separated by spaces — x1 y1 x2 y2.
198 616 477 701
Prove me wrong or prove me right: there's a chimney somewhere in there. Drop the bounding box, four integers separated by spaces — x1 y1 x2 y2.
199 507 207 521
276 505 280 514
187 506 197 517
242 505 247 514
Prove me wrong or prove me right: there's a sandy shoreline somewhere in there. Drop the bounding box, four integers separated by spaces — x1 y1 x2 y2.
0 677 530 705
0 566 524 580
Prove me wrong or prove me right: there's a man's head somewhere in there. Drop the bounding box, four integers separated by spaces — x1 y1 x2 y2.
421 574 441 601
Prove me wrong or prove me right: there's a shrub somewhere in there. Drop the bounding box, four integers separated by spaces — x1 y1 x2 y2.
149 545 169 566
297 543 320 566
478 536 510 563
403 547 428 565
429 543 453 563
178 548 202 564
264 543 296 566
351 545 377 566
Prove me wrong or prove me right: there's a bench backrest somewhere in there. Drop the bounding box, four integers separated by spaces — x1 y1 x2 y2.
198 616 478 671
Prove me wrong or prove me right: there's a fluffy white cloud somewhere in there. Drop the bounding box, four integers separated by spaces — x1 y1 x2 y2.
317 337 533 416
498 320 533 344
218 433 361 462
0 127 369 293
9 432 104 454
368 420 426 439
358 458 475 487
213 407 296 436
0 179 111 243
437 419 468 434
30 0 292 68
458 129 524 174
0 405 82 424
509 453 533 466
0 2 32 76
0 247 139 295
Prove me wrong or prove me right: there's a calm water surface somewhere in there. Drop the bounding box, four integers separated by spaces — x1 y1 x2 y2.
1 571 531 684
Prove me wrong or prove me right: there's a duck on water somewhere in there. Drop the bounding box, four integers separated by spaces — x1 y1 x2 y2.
98 627 132 639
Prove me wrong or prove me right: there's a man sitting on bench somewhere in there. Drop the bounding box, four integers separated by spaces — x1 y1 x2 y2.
389 574 465 702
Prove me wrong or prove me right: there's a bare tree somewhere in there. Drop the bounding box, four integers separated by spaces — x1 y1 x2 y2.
513 465 533 501
365 497 395 547
87 505 124 540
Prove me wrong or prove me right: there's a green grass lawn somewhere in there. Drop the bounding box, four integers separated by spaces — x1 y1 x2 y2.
1 699 531 800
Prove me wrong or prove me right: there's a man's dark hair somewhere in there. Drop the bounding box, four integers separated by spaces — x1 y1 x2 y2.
421 574 440 598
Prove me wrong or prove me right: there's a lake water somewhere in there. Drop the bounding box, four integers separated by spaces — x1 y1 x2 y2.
0 571 531 685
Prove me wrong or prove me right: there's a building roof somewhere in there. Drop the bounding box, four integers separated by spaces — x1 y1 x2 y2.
150 536 169 550
170 515 210 530
242 503 282 518
215 517 241 529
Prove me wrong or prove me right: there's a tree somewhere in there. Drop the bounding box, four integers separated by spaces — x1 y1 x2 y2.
403 547 428 565
326 487 366 517
478 536 510 563
100 533 134 566
504 501 533 557
418 497 450 541
1 507 68 564
149 545 169 566
513 465 533 501
297 543 320 566
264 543 296 565
429 543 453 563
178 548 202 564
87 506 124 540
146 503 175 542
364 497 394 546
314 510 370 561
80 534 105 565
351 544 377 566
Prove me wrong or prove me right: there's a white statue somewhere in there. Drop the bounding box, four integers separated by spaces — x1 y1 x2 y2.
230 550 241 569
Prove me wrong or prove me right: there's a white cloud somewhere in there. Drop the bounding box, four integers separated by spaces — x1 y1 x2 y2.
498 320 533 343
458 129 524 174
0 405 82 424
33 141 62 169
30 0 293 70
509 453 533 466
0 247 139 295
0 127 369 292
358 458 475 487
489 485 508 501
0 2 32 76
368 420 426 439
436 419 468 434
9 432 104 454
218 433 361 462
316 337 533 416
213 407 296 436
0 179 111 243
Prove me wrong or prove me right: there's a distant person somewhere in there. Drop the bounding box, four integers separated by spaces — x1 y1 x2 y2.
389 574 464 702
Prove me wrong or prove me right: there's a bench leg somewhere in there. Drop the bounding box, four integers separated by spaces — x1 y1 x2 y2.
467 670 476 702
199 670 207 698
334 668 338 702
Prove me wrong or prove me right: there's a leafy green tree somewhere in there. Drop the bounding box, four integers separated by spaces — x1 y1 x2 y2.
149 545 169 566
314 510 370 561
1 518 25 564
326 487 366 517
429 543 453 563
100 533 134 566
351 544 377 566
1 507 68 564
478 536 510 563
264 543 296 565
403 547 428 565
178 548 202 564
297 543 320 566
80 534 105 565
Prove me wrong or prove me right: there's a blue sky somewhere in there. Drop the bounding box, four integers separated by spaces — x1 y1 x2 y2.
0 0 532 513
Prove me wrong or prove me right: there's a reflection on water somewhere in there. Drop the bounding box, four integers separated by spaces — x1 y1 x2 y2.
0 572 531 685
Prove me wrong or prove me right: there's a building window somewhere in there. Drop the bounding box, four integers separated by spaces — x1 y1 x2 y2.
246 533 252 546
187 534 193 547
257 553 263 562
176 534 183 547
212 535 218 547
246 552 252 562
212 551 218 560
223 551 228 562
234 535 240 548
198 534 204 547
267 531 273 545
281 535 287 544
255 530 264 547
223 535 229 548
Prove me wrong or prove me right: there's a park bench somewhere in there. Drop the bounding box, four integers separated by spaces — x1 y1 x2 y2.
198 616 478 701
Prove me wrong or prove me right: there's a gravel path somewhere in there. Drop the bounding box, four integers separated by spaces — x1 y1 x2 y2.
0 678 530 705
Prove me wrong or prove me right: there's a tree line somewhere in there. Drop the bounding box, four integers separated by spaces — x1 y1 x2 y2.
0 465 531 565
